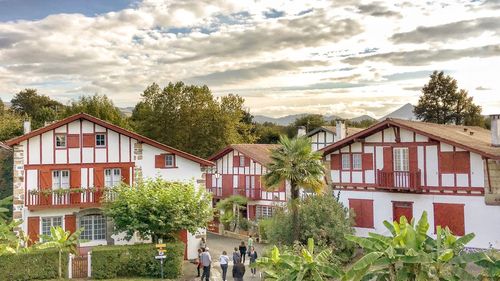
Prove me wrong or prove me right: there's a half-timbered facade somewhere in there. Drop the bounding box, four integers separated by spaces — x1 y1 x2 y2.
206 144 289 220
322 117 500 249
306 122 363 151
6 113 213 259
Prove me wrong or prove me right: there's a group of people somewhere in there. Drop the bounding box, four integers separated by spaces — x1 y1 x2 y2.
196 236 258 281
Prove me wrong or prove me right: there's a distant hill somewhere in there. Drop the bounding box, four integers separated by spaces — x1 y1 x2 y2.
350 115 376 123
379 103 417 121
253 114 341 126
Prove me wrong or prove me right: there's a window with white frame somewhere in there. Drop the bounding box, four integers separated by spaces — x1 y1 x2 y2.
41 217 62 236
239 156 246 167
80 214 106 241
105 168 121 187
256 206 274 219
352 154 362 170
393 148 409 171
95 133 106 147
52 170 70 189
165 154 175 167
55 134 66 148
244 176 256 189
341 154 350 170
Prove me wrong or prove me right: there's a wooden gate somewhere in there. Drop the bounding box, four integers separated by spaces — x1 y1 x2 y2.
72 255 88 278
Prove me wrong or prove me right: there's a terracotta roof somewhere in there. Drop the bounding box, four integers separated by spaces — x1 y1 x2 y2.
209 144 280 167
5 113 214 166
306 125 363 137
321 118 500 159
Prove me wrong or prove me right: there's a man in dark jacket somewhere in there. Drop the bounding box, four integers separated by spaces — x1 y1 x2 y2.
232 258 246 281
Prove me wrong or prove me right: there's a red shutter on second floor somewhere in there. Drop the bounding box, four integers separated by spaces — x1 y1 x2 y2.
155 155 164 168
65 214 76 234
233 155 240 167
255 176 261 190
238 175 246 188
27 216 40 244
330 154 341 170
409 147 418 172
94 167 104 188
362 153 373 170
439 152 454 173
244 157 251 167
222 175 233 197
206 174 212 189
39 169 52 189
67 134 80 148
248 205 256 220
383 147 393 172
121 167 130 185
70 168 81 188
454 151 470 173
82 134 94 147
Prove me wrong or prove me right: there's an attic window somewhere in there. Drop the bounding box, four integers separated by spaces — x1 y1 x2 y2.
239 156 246 167
55 134 66 148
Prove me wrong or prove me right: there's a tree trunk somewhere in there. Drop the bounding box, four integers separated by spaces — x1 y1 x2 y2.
290 182 300 242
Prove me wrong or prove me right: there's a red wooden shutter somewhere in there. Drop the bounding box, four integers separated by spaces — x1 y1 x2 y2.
349 199 362 227
433 203 465 236
82 134 94 147
65 215 76 234
439 152 454 173
70 168 81 203
362 153 373 170
238 175 246 188
330 154 341 170
27 216 40 244
383 147 393 172
206 174 212 189
248 205 256 220
94 168 104 188
454 152 470 173
361 200 374 228
409 147 418 172
244 157 251 167
393 202 413 223
121 167 130 185
222 175 233 197
233 155 240 167
155 155 164 168
255 176 261 190
67 134 80 148
40 169 52 189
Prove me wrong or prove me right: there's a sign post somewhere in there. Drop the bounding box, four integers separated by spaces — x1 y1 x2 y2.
155 242 167 280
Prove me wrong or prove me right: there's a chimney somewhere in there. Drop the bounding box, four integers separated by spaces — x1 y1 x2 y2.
297 126 306 137
335 120 346 140
491 114 500 147
23 120 31 134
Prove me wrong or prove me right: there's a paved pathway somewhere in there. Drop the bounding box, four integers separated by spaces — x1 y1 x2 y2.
182 232 266 281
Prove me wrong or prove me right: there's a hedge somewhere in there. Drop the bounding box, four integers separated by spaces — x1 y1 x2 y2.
0 249 67 281
91 242 184 279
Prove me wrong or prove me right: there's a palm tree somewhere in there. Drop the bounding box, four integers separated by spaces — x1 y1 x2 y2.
0 196 12 222
263 135 325 242
36 226 82 278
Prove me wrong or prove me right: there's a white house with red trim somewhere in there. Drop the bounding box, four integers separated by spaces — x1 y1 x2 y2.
305 122 363 151
321 117 500 249
206 144 289 221
5 113 214 259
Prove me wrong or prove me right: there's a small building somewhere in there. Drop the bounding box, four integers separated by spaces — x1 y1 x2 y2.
5 113 214 259
321 116 500 249
306 121 363 151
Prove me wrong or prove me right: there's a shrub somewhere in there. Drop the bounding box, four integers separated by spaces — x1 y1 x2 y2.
0 249 68 280
239 218 250 231
91 242 184 279
266 195 354 259
258 218 273 241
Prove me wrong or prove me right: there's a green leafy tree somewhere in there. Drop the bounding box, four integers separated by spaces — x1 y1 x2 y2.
215 195 248 231
0 110 23 141
344 211 492 281
10 89 64 129
289 114 326 136
266 195 355 259
36 226 82 278
131 82 256 158
263 136 325 242
414 71 483 126
255 122 288 144
104 178 212 242
0 220 31 255
61 94 130 128
257 238 343 281
345 119 377 128
0 151 13 205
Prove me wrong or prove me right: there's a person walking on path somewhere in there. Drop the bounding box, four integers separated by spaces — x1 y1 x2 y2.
219 251 230 281
232 247 241 264
196 248 203 277
239 241 247 264
248 246 258 277
200 247 212 281
200 237 207 250
233 258 246 281
247 235 253 249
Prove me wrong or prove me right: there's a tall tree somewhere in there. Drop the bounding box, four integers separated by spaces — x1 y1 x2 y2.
263 136 325 242
131 82 256 158
291 114 326 134
254 122 288 144
414 71 483 126
10 89 64 129
62 94 130 128
0 111 23 141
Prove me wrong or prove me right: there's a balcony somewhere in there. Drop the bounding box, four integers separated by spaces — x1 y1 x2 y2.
233 188 261 200
376 170 422 191
26 188 114 210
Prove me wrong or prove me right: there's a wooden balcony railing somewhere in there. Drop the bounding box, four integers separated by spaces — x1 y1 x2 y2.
233 188 261 200
376 170 422 191
26 188 115 210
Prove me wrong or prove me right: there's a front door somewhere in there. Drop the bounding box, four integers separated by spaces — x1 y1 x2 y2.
392 201 413 223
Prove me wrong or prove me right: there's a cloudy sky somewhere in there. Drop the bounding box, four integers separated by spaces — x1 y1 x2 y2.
0 0 499 118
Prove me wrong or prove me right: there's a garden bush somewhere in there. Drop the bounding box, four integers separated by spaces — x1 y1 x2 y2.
91 242 184 279
266 195 355 259
0 249 67 280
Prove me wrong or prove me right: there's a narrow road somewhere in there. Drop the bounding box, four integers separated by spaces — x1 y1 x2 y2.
182 232 266 281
